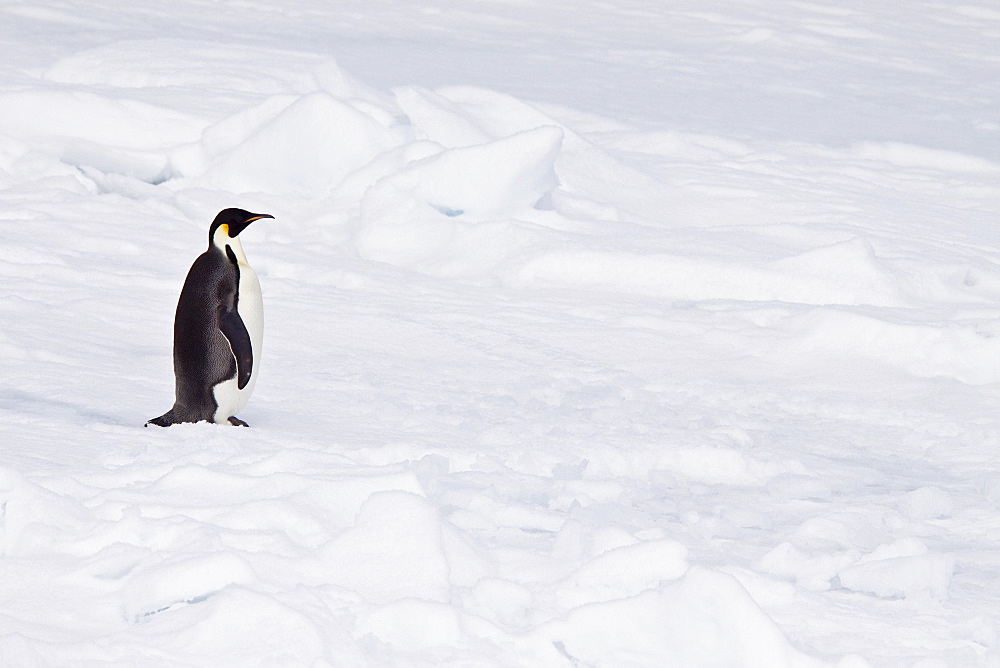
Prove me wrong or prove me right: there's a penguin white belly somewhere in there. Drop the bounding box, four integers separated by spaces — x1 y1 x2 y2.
212 263 263 424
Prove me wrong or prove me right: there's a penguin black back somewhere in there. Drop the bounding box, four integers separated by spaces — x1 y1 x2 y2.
148 208 272 427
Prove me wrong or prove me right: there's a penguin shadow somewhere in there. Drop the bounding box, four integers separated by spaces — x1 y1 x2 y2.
0 387 134 428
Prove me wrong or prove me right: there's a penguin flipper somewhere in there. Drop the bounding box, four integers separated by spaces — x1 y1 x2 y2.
219 309 253 389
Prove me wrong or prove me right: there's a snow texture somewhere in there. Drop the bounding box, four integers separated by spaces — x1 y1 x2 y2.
1 0 999 666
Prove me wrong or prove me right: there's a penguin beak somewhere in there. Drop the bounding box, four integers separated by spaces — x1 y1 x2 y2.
227 213 274 238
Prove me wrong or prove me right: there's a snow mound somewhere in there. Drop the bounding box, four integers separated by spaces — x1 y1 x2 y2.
122 552 255 622
368 125 561 220
467 578 536 628
319 491 451 604
791 309 1000 385
759 542 861 593
511 236 904 306
356 598 464 651
194 92 400 196
394 85 494 147
547 567 829 667
0 90 201 182
899 487 954 520
852 142 1000 174
0 90 203 149
165 587 332 664
837 538 954 600
556 538 689 607
354 126 563 276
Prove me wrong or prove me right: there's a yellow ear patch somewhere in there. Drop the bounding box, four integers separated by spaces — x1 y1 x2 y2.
220 223 230 236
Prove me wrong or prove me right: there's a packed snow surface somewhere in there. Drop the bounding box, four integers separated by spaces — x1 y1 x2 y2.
1 0 999 666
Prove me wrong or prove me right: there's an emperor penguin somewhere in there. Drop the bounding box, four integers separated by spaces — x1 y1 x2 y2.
147 208 273 427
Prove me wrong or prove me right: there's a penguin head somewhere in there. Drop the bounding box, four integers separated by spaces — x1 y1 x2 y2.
208 208 274 248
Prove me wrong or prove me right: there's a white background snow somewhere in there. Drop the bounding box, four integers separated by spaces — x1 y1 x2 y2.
1 0 999 665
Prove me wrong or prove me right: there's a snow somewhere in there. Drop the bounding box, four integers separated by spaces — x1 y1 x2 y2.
1 0 999 666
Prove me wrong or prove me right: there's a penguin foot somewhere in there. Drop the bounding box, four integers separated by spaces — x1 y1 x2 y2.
146 415 172 427
228 416 250 427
